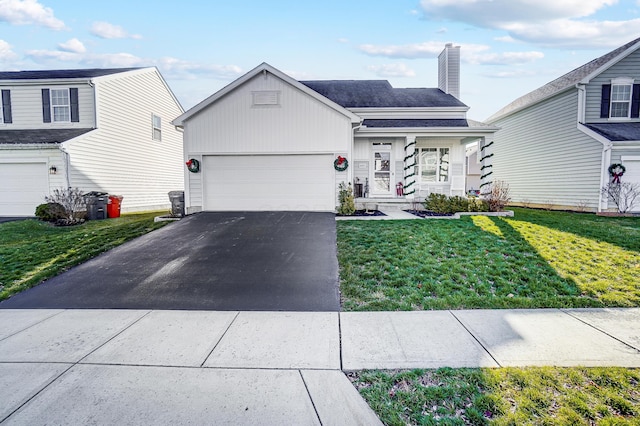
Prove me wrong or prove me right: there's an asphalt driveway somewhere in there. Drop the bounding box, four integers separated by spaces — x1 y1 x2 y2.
0 212 340 311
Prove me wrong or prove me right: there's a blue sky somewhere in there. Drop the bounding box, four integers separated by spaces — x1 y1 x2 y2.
1 0 640 120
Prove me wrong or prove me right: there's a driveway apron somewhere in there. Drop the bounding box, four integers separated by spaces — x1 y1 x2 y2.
0 212 340 311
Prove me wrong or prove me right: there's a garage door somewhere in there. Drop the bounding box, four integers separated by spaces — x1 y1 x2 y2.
0 162 49 216
624 159 640 212
203 155 335 211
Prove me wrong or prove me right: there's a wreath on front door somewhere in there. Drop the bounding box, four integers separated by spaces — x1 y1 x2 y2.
334 155 348 171
186 158 200 173
608 163 626 184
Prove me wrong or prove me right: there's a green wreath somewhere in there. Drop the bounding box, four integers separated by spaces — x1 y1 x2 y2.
186 158 200 173
334 156 348 171
608 163 625 183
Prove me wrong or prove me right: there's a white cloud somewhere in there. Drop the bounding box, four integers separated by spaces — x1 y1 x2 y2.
358 41 450 58
0 0 65 30
419 0 637 48
156 57 242 79
436 27 448 34
481 69 541 78
337 38 349 44
467 50 544 65
367 63 416 77
494 35 517 43
58 38 85 54
90 21 142 40
0 39 17 60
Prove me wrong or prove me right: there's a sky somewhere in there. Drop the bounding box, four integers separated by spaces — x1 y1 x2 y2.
1 0 640 121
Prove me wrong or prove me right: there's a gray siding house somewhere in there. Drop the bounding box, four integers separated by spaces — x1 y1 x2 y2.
0 68 184 216
173 44 498 213
486 37 640 212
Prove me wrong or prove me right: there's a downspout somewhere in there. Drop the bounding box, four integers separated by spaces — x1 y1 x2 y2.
58 144 71 189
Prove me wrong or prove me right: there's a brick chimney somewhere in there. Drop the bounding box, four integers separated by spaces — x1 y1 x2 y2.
438 43 460 99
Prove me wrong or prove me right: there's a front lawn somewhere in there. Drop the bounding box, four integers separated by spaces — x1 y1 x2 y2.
0 212 169 301
350 367 640 425
337 208 640 310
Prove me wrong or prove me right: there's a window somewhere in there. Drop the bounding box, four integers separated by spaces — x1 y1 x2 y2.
152 114 162 140
418 147 449 182
50 89 70 122
611 84 632 118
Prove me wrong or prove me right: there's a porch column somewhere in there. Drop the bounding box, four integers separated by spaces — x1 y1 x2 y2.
403 136 417 198
479 137 494 194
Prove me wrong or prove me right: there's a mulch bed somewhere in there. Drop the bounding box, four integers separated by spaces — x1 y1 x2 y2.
404 209 454 218
336 210 386 217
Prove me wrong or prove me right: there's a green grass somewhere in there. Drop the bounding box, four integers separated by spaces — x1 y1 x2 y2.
337 208 640 310
0 212 169 301
350 367 640 425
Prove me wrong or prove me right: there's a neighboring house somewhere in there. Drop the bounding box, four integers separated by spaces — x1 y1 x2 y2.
486 37 640 212
0 67 184 216
173 44 498 213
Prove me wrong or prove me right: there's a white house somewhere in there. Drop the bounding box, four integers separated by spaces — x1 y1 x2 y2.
486 37 640 212
0 67 184 216
173 44 498 213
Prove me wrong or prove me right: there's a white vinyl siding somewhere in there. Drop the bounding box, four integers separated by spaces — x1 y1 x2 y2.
492 89 602 210
0 84 94 128
585 48 640 123
202 155 334 211
63 69 184 212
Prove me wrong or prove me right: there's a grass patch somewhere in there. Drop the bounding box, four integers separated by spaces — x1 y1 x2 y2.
0 212 169 301
350 367 640 425
337 208 640 310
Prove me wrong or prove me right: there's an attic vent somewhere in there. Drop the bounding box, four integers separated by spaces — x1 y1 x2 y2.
252 91 280 106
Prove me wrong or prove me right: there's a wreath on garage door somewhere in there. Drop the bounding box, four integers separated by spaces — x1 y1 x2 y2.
186 158 200 173
608 163 626 184
334 155 348 172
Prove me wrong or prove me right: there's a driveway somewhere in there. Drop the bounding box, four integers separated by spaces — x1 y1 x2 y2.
0 212 340 311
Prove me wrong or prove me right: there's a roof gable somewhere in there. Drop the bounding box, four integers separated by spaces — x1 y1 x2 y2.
487 37 640 122
173 63 361 126
300 80 467 108
0 68 143 81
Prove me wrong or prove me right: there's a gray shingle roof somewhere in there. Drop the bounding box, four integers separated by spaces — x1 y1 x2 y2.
0 68 142 80
584 122 640 141
362 119 469 128
0 128 94 144
487 37 640 123
300 80 467 108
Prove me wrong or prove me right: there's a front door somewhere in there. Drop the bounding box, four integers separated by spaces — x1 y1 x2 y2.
371 143 393 197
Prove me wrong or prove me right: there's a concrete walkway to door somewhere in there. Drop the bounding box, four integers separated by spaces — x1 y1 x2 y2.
1 308 639 424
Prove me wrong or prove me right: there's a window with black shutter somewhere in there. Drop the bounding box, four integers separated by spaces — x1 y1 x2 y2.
1 89 11 124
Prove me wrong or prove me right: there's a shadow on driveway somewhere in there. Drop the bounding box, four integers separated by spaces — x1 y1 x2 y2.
0 212 340 311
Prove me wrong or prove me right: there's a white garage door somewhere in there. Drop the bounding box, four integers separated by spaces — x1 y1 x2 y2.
203 155 335 211
624 159 640 212
0 162 49 216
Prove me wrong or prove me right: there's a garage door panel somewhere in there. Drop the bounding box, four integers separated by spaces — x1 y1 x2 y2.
0 163 49 216
203 155 335 211
624 160 640 212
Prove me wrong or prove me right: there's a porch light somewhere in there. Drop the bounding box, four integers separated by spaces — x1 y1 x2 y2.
49 165 57 175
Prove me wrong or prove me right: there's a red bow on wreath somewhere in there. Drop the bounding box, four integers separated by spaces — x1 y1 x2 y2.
336 156 346 165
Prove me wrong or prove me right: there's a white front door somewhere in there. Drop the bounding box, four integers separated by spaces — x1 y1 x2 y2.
371 143 393 197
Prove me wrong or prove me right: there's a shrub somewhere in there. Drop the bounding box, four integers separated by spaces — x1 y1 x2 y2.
424 193 452 214
337 182 356 215
45 187 87 224
602 182 640 213
34 202 66 222
482 180 511 212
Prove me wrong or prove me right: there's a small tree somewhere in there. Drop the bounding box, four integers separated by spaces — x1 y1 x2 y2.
45 188 86 223
482 180 511 212
337 182 356 215
602 182 640 213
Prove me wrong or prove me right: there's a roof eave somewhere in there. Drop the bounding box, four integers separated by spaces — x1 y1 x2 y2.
486 85 576 123
579 40 640 84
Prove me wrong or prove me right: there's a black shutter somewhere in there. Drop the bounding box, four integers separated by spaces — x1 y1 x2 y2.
600 84 611 118
1 89 11 123
42 89 51 123
631 84 640 118
70 88 79 122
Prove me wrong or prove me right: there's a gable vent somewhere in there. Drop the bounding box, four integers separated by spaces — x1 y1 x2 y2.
252 91 280 106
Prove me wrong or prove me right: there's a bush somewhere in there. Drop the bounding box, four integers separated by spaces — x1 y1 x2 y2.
35 202 66 222
602 182 640 213
337 182 356 215
424 193 490 214
44 187 87 225
482 180 511 212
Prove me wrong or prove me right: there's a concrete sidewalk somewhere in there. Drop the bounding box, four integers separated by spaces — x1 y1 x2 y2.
1 308 639 424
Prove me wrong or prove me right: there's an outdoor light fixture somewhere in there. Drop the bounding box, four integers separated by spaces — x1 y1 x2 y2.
49 165 57 175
